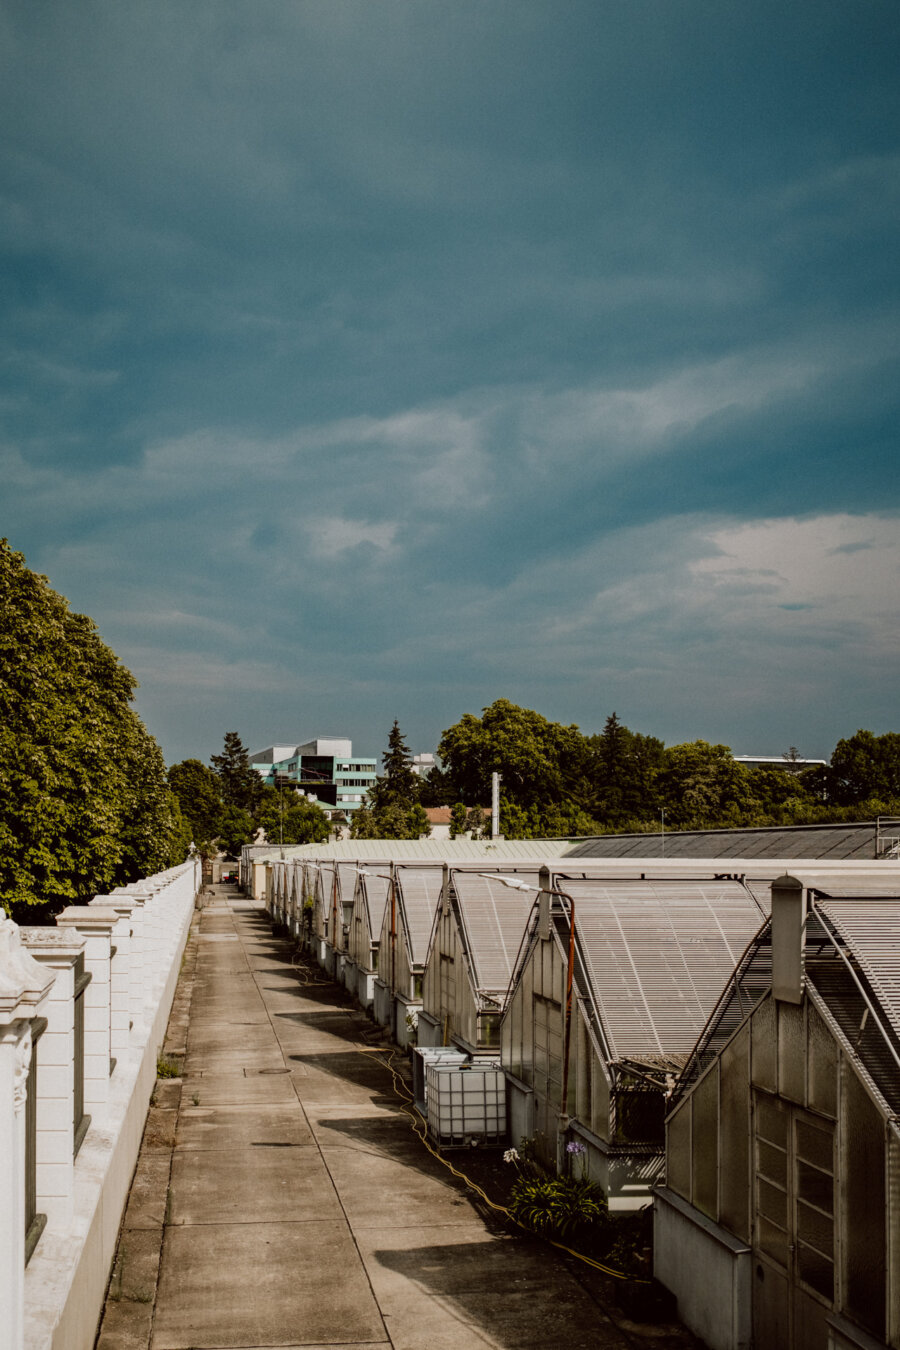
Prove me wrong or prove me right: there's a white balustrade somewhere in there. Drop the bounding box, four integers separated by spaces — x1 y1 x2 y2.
91 896 135 1071
0 859 199 1350
17 930 86 1226
55 907 117 1126
0 916 54 1350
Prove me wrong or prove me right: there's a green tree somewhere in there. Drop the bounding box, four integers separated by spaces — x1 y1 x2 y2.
587 713 664 825
353 721 429 839
169 758 224 843
117 720 185 880
465 806 488 839
257 792 330 846
369 720 420 812
211 732 263 812
351 797 430 840
828 730 900 806
656 741 754 829
745 765 816 818
438 699 586 810
217 804 255 857
500 799 596 840
408 801 431 839
418 763 455 807
349 800 379 839
449 802 467 839
0 539 182 917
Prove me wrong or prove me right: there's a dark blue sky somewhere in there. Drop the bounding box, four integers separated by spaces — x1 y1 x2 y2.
2 1 898 763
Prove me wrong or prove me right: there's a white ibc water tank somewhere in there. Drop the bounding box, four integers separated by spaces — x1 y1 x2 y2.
412 1046 468 1108
425 1061 507 1148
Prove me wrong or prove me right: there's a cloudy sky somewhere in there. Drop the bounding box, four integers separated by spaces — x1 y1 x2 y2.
3 1 898 765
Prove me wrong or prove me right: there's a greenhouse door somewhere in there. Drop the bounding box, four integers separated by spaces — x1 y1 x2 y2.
752 1092 833 1350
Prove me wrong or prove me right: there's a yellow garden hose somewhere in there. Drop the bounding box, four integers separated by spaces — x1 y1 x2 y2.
358 1046 651 1283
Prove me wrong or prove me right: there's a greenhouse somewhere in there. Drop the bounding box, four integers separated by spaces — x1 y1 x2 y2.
418 865 551 1057
372 863 445 1046
657 875 900 1350
343 863 393 1008
499 872 769 1210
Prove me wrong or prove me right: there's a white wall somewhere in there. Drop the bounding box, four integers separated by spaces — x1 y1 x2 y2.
0 860 200 1350
654 1186 752 1350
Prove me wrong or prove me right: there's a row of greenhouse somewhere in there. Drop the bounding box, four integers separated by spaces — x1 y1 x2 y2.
242 833 900 1350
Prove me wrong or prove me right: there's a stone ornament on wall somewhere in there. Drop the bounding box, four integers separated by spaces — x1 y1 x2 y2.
0 914 53 1018
13 1026 32 1113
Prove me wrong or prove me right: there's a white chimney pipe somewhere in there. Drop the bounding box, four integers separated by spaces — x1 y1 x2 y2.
771 874 805 1004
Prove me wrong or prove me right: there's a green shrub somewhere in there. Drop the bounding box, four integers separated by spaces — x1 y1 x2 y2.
508 1174 608 1240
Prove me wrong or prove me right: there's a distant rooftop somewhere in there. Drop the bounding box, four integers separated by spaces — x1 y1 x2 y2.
733 754 827 770
566 821 883 861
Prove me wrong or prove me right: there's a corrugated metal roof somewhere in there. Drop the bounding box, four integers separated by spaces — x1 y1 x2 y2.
565 823 878 861
562 879 767 1061
359 870 392 941
451 871 541 995
813 897 900 1047
336 862 361 905
806 961 900 1117
252 838 573 861
316 862 338 922
394 865 445 968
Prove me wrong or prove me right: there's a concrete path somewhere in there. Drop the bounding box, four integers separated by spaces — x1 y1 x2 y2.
96 886 696 1350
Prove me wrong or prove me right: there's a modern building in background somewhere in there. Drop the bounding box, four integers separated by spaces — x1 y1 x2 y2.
249 738 377 815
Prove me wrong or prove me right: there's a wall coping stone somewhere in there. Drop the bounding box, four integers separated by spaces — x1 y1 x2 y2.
55 907 118 930
0 915 56 1016
19 929 85 959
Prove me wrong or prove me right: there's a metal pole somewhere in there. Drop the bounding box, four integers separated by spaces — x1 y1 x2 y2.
390 866 397 1038
560 891 576 1121
491 772 501 840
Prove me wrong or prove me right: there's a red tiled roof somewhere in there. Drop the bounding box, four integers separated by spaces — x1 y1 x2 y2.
424 806 490 824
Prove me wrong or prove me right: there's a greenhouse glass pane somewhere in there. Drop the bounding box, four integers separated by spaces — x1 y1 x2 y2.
751 998 776 1091
777 1002 805 1105
720 1025 750 1241
796 1118 832 1173
807 1004 837 1119
666 1102 691 1201
691 1069 718 1219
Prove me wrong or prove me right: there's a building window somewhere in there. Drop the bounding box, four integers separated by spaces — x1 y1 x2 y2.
753 1090 834 1303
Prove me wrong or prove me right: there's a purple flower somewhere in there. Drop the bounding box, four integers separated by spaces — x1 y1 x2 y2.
566 1140 586 1155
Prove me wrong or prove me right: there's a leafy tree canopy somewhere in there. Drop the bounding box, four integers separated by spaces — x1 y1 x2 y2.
828 729 900 805
656 741 755 830
210 732 263 812
438 699 584 809
349 800 378 839
217 804 255 858
0 539 183 917
168 758 223 844
584 713 665 824
369 720 420 812
257 789 330 846
351 721 429 839
449 802 467 839
418 763 455 807
500 800 597 840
